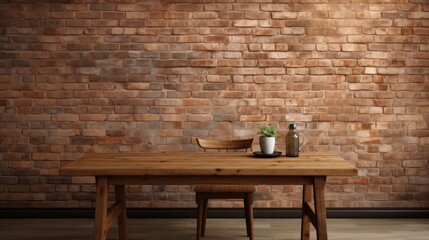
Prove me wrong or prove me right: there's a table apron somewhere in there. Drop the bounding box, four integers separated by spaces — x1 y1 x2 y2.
107 175 315 186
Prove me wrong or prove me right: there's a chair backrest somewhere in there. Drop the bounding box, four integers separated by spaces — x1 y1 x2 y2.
196 138 254 152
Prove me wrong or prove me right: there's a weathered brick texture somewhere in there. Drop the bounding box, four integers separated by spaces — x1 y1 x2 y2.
0 0 428 208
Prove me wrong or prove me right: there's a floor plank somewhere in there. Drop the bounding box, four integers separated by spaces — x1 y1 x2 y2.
0 218 428 240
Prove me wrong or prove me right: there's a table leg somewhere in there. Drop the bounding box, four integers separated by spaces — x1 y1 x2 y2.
314 176 327 240
201 199 208 237
196 199 204 240
115 185 128 240
301 184 312 240
244 193 254 240
94 177 108 240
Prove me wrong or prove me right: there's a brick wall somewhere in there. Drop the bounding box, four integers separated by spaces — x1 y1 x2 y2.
0 0 428 209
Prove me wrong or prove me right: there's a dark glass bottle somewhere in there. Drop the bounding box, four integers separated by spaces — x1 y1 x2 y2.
286 123 304 157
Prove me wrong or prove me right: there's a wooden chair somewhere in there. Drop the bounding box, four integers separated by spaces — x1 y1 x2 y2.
195 138 255 240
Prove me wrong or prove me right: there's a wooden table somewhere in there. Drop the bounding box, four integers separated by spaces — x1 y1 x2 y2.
60 152 357 240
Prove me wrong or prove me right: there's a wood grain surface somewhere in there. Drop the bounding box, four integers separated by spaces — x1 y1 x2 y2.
59 152 357 177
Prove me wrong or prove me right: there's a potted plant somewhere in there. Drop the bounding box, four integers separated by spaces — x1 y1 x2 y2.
258 125 277 155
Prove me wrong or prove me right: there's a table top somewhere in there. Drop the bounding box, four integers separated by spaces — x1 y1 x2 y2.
59 152 357 177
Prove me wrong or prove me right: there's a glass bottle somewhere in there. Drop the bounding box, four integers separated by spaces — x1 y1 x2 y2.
286 123 305 157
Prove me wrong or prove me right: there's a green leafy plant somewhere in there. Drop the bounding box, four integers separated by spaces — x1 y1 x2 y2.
258 125 277 137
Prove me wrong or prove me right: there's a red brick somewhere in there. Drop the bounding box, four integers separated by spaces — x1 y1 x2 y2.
309 68 334 75
98 137 123 145
107 114 134 122
239 115 266 122
52 114 79 122
134 114 160 121
79 114 106 121
218 59 243 67
191 60 217 67
82 129 106 137
272 12 297 19
357 11 381 19
188 114 213 122
264 68 285 75
349 83 378 91
161 114 187 122
233 20 258 27
253 28 278 36
32 153 58 161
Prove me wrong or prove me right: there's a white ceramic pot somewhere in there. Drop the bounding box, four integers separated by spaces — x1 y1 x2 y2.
259 136 275 155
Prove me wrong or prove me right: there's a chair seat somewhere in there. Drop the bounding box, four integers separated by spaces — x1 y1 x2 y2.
195 185 256 193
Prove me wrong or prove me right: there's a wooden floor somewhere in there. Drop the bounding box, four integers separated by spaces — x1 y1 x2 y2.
0 218 428 240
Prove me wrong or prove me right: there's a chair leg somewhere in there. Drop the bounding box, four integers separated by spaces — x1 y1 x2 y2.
244 193 254 240
196 196 204 240
202 199 208 237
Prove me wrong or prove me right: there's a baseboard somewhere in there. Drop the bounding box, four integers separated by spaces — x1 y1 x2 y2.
1 208 428 218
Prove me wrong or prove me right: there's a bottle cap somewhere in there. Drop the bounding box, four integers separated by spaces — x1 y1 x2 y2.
288 123 297 129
